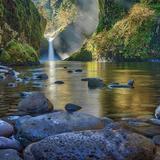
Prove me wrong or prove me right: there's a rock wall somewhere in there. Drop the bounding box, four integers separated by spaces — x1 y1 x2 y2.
67 0 160 61
0 0 46 65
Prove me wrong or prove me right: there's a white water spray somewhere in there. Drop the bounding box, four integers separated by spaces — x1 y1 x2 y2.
48 37 54 61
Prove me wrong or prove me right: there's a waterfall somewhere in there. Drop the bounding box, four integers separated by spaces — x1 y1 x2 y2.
48 37 54 61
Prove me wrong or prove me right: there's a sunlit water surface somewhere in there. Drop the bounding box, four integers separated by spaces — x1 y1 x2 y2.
0 61 160 119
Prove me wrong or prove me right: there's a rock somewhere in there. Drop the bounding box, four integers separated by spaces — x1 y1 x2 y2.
32 81 46 88
108 80 135 89
64 66 68 69
154 147 160 160
20 92 33 98
0 149 22 160
88 78 104 89
15 112 104 146
75 69 83 72
101 117 114 126
67 70 73 73
32 73 48 80
0 74 5 80
65 103 82 113
24 125 155 160
16 78 23 83
153 135 160 145
17 93 53 115
0 137 22 151
0 120 14 137
54 81 64 84
7 83 17 88
81 78 89 81
155 106 160 119
150 118 160 125
117 120 160 138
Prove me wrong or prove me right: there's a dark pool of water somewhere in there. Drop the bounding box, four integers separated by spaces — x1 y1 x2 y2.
0 61 160 119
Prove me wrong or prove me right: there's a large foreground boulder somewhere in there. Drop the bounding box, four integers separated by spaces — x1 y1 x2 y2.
0 149 22 160
0 120 14 137
17 93 53 115
24 125 155 160
15 112 104 146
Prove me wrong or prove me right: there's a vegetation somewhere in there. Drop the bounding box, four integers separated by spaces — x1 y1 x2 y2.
0 40 39 65
0 0 46 65
65 47 92 62
69 0 160 62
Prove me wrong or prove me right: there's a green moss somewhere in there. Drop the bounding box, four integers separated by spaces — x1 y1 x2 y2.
0 40 39 65
83 3 160 61
97 0 127 32
65 48 92 62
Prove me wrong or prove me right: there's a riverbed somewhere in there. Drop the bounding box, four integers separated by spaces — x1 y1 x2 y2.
0 61 160 119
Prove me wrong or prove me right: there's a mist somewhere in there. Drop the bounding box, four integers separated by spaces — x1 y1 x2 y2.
53 0 99 58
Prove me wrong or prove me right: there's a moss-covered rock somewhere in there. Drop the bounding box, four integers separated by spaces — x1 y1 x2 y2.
0 0 46 65
65 47 92 61
0 40 39 65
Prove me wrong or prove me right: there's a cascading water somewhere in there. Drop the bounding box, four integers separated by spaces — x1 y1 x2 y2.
48 37 54 61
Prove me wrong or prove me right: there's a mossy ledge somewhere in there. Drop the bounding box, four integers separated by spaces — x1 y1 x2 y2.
0 40 39 66
0 0 46 65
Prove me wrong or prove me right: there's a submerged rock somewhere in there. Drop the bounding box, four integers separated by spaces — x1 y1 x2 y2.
17 93 53 115
7 83 17 88
65 103 82 113
0 149 22 160
24 125 155 160
0 120 14 137
15 112 104 146
108 80 135 89
88 78 104 89
54 81 64 84
32 73 48 80
67 70 73 73
75 69 83 72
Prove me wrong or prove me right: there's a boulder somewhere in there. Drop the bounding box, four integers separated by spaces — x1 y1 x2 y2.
0 120 14 137
0 137 22 151
153 135 160 145
88 78 105 89
115 120 160 138
0 149 22 160
24 125 155 160
15 112 104 146
17 93 53 115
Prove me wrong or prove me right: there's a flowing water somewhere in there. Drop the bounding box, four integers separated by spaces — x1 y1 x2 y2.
0 61 160 119
48 38 54 61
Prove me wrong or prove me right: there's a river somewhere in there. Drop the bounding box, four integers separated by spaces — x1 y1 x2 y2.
0 61 160 119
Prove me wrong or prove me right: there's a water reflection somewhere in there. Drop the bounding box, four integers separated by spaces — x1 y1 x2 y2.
0 62 160 119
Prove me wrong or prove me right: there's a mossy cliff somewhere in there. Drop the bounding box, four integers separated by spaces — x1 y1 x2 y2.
67 0 160 62
0 0 46 65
